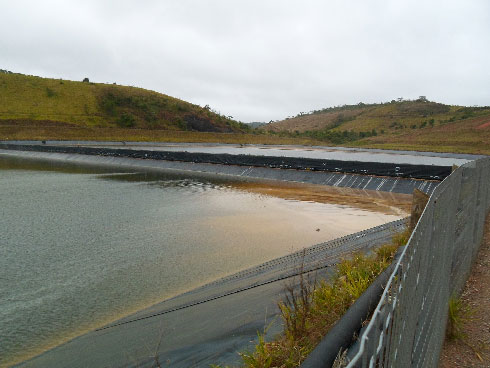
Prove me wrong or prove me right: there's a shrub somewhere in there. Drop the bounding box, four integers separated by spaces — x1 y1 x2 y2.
446 296 471 340
392 229 411 247
176 118 188 130
117 112 136 127
45 87 56 97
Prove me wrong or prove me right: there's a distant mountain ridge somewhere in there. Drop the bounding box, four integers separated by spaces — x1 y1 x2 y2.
264 98 488 133
259 98 490 154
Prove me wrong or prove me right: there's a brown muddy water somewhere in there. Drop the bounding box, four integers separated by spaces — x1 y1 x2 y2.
0 156 408 367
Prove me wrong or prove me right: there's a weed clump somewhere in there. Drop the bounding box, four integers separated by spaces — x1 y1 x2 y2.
240 240 402 368
392 228 411 247
446 296 471 341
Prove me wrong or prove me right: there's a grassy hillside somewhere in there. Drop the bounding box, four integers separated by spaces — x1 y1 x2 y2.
262 99 490 155
0 70 250 133
2 71 489 154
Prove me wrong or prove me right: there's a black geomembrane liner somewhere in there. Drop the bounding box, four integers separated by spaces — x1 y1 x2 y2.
0 144 451 180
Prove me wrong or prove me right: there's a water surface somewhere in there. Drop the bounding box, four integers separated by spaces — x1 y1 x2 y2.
81 143 470 166
0 157 402 366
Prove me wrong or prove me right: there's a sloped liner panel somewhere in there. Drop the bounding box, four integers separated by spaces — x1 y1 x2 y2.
0 144 451 180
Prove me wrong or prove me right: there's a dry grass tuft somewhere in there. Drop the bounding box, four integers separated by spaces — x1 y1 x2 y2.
446 296 471 341
239 237 404 368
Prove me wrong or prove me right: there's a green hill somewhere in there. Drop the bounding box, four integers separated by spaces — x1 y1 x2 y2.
0 70 250 133
1 71 489 155
262 98 490 155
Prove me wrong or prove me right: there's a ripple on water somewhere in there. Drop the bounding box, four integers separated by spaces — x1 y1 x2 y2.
0 158 404 366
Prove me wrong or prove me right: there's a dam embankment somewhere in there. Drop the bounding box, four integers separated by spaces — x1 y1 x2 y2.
0 142 453 179
0 142 453 194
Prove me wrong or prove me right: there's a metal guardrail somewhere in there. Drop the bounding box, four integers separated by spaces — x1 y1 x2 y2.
344 157 490 367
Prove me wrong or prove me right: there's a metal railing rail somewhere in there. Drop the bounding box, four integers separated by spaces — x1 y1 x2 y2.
346 157 490 367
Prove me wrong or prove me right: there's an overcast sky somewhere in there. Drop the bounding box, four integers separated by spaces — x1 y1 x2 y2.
1 1 489 122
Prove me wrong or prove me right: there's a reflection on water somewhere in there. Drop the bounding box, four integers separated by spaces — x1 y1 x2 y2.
82 143 470 166
230 180 412 216
0 156 403 366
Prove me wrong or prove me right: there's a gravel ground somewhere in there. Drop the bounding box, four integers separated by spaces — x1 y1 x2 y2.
439 214 490 367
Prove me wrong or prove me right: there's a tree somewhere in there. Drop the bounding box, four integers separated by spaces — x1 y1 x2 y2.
82 77 89 83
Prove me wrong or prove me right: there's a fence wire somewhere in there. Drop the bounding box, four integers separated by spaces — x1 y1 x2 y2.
346 157 490 368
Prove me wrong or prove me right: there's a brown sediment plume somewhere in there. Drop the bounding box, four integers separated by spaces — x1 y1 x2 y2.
230 181 412 216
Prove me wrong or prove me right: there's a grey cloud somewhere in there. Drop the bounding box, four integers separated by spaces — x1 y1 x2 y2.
1 0 489 122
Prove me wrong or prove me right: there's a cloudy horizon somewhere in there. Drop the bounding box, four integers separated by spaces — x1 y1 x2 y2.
1 0 489 122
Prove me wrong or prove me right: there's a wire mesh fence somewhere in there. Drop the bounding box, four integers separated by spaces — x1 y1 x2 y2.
346 157 490 367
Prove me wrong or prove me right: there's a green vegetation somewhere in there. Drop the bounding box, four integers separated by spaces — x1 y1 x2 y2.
0 71 251 133
2 71 490 155
238 229 411 368
274 127 379 145
263 98 490 154
0 71 329 145
0 122 326 146
446 296 471 341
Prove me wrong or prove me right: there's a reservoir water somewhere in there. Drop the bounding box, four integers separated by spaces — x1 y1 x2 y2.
0 156 404 367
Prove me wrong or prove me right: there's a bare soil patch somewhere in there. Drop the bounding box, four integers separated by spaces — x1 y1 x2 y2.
476 121 490 130
439 214 490 367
